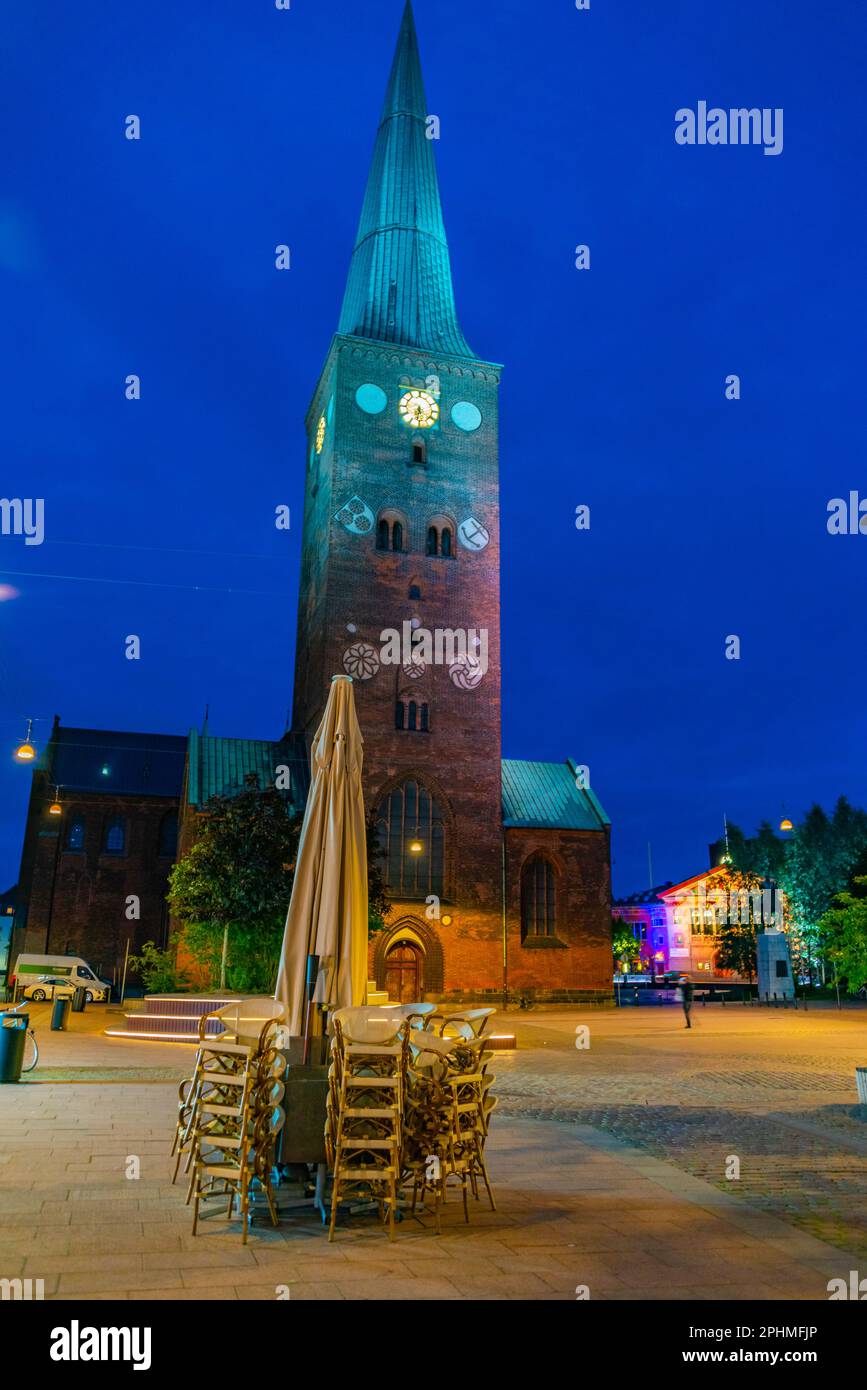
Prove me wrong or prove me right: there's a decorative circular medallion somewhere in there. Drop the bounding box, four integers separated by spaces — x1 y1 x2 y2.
449 655 485 690
355 383 388 415
342 642 380 680
315 415 326 453
402 659 426 680
398 389 439 429
451 401 482 432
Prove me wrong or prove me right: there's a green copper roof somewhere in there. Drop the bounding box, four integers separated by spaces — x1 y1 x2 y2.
337 1 474 359
186 730 309 810
502 759 611 832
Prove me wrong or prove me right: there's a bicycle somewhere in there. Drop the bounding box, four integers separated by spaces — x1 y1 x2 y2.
3 1002 39 1073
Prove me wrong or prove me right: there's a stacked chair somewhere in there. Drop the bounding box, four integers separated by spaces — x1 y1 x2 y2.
402 1019 497 1233
325 1007 410 1241
325 1003 498 1239
171 997 287 1243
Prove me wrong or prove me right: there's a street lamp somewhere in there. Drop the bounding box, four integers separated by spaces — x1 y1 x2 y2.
48 786 62 816
14 718 36 763
408 839 423 854
779 817 793 832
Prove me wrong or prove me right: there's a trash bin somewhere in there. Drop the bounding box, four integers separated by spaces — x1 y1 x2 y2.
0 1012 28 1083
51 997 70 1031
71 986 87 1013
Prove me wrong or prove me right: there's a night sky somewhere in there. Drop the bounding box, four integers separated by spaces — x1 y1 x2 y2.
2 0 865 895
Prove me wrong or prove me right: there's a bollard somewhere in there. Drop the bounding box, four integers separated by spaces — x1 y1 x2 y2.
71 987 87 1014
51 997 70 1031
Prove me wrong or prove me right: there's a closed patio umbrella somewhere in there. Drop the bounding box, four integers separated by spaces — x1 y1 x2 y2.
275 675 368 1038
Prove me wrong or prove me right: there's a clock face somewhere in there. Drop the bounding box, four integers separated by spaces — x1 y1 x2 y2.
315 415 326 453
398 389 439 429
451 400 482 432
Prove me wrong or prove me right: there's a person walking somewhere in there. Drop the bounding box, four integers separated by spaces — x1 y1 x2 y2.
677 974 694 1028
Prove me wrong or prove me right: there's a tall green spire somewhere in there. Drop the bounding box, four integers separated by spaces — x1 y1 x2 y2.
337 0 473 359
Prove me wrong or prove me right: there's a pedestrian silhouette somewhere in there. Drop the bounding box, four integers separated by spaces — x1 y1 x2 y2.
677 975 694 1029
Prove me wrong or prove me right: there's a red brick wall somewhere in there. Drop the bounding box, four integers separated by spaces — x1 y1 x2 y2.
14 775 178 986
502 826 613 1002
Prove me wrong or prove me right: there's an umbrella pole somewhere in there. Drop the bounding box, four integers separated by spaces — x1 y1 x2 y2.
302 954 319 1067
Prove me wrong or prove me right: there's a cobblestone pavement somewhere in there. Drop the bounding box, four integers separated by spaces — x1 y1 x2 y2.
495 1003 867 1261
0 1002 865 1299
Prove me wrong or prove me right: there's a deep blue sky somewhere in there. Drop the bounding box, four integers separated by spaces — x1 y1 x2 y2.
2 0 865 895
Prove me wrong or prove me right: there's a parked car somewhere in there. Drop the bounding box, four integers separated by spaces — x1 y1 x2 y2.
12 953 111 1002
21 975 78 1002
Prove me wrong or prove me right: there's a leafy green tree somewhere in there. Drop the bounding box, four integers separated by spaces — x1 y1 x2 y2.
168 787 392 993
366 816 391 937
611 918 637 968
168 784 301 992
817 878 867 992
779 798 867 980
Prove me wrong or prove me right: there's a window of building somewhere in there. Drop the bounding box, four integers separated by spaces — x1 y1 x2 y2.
408 583 421 600
376 510 408 553
158 812 178 858
103 817 126 855
395 698 430 732
412 440 426 465
64 816 85 852
376 779 444 898
521 856 556 938
425 516 455 558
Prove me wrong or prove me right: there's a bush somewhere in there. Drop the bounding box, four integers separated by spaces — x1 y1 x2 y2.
127 941 191 994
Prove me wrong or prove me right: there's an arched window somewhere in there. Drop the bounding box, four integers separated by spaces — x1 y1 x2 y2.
408 700 417 730
65 816 85 852
521 856 556 938
158 812 178 858
425 516 455 559
408 583 421 600
420 703 429 732
103 817 126 855
376 509 408 554
377 779 445 898
395 702 405 730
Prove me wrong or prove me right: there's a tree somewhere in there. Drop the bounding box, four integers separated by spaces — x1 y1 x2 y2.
714 916 758 981
779 799 867 980
611 918 637 969
168 784 301 993
817 878 867 992
168 785 392 994
366 815 390 937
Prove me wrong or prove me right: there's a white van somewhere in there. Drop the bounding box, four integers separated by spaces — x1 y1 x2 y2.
12 954 111 1003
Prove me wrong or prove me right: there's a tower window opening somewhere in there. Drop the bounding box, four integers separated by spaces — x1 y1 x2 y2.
426 526 438 556
377 519 389 550
441 526 452 557
392 521 403 552
412 440 426 465
408 584 421 600
408 700 417 731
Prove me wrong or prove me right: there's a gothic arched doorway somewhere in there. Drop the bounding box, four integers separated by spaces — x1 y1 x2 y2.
384 941 424 1003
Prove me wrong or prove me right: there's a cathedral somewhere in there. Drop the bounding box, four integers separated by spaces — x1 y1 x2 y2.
11 2 612 1005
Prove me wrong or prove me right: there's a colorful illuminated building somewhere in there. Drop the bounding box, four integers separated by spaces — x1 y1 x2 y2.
611 885 673 973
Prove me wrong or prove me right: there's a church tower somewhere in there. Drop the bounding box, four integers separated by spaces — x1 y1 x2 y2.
293 0 505 996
